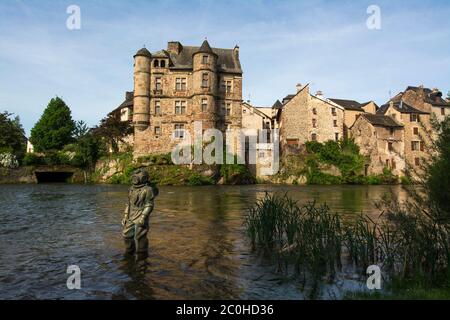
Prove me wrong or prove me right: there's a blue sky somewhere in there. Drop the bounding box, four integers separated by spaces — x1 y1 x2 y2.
0 0 449 135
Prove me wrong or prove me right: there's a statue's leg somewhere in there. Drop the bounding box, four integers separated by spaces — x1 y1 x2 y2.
122 220 136 254
135 224 149 255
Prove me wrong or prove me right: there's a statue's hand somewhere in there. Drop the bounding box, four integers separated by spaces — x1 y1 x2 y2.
121 217 128 226
136 216 147 227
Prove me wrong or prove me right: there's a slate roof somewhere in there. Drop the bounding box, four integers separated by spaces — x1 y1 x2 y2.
272 100 283 109
164 41 242 73
134 47 151 58
109 91 134 116
377 101 429 115
361 114 403 128
328 99 364 111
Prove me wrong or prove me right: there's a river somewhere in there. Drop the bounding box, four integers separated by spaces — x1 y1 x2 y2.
0 184 407 299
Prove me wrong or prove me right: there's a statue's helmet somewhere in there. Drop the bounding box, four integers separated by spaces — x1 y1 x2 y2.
131 168 149 186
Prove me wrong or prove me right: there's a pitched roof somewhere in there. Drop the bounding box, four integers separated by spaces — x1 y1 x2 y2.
361 114 403 128
328 98 364 111
195 40 215 55
134 47 151 58
272 100 283 109
405 86 449 106
109 91 134 116
164 41 241 73
377 101 429 115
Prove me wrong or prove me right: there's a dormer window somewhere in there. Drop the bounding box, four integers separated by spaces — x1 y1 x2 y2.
160 60 166 68
153 60 159 68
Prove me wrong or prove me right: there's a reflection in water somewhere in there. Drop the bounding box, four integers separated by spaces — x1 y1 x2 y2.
0 184 406 299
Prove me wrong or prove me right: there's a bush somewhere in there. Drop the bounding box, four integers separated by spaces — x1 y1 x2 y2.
22 153 44 166
0 153 19 169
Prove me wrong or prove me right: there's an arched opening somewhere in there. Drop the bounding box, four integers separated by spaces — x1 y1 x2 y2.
153 60 159 68
35 172 74 183
160 60 166 68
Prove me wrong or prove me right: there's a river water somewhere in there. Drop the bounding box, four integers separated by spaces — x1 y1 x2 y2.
0 184 406 300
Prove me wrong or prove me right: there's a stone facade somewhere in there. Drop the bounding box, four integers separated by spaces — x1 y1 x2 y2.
350 114 405 176
278 84 345 153
131 40 243 158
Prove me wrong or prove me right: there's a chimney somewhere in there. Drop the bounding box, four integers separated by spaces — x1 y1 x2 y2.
315 90 324 99
296 83 303 92
167 41 183 54
234 45 239 58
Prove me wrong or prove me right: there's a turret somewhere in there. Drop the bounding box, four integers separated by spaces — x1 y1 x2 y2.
193 40 218 95
133 47 151 131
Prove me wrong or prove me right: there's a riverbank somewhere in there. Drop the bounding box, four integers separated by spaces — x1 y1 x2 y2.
0 165 85 184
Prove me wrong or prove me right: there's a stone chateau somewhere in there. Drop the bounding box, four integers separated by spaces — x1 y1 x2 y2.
117 40 243 158
110 40 450 178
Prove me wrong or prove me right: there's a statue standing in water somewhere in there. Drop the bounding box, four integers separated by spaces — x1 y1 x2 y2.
122 168 158 257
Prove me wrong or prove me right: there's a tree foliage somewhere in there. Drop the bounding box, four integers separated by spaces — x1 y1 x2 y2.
0 111 26 159
92 115 132 153
73 120 89 140
30 97 75 152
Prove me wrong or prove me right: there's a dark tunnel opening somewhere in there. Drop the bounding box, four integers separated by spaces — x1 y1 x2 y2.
35 172 74 183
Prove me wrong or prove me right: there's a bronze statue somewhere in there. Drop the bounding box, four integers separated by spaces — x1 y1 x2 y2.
122 168 158 257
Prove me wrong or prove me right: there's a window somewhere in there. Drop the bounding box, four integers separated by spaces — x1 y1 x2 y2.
225 103 232 116
441 108 445 116
335 133 339 141
221 80 232 93
312 108 317 115
415 157 420 166
174 124 185 139
389 128 394 136
420 141 425 152
392 159 396 169
153 60 159 68
388 142 393 152
160 60 166 68
202 73 209 88
202 55 209 64
386 159 389 167
154 126 161 135
411 141 420 151
175 101 186 114
413 127 419 135
155 77 162 91
333 120 338 127
410 114 419 122
175 78 187 91
155 100 161 115
312 119 317 128
201 99 208 112
311 133 317 141
331 108 337 116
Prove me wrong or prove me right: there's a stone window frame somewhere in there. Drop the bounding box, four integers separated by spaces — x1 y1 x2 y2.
388 141 393 152
312 118 317 128
312 108 317 115
175 100 187 114
311 133 317 141
201 73 209 88
175 77 187 91
221 79 233 93
201 98 208 113
154 125 161 135
155 77 162 91
414 157 420 166
333 119 338 127
202 55 209 64
331 107 337 116
335 132 339 141
413 127 419 135
154 100 161 115
411 140 420 151
174 123 185 139
225 102 232 116
441 107 445 116
410 114 419 122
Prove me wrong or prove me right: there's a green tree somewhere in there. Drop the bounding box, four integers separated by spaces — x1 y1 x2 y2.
73 120 89 140
30 97 75 152
426 116 450 219
92 115 132 153
0 111 26 159
72 133 103 182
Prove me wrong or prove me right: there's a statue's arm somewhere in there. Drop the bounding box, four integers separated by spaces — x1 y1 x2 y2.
122 192 130 225
141 188 155 219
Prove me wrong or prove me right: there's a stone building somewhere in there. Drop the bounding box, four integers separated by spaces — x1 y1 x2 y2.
241 102 278 177
377 100 432 175
350 113 405 176
276 84 345 153
131 40 243 158
328 99 378 138
110 91 134 122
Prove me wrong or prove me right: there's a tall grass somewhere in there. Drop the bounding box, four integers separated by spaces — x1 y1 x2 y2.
244 193 450 295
